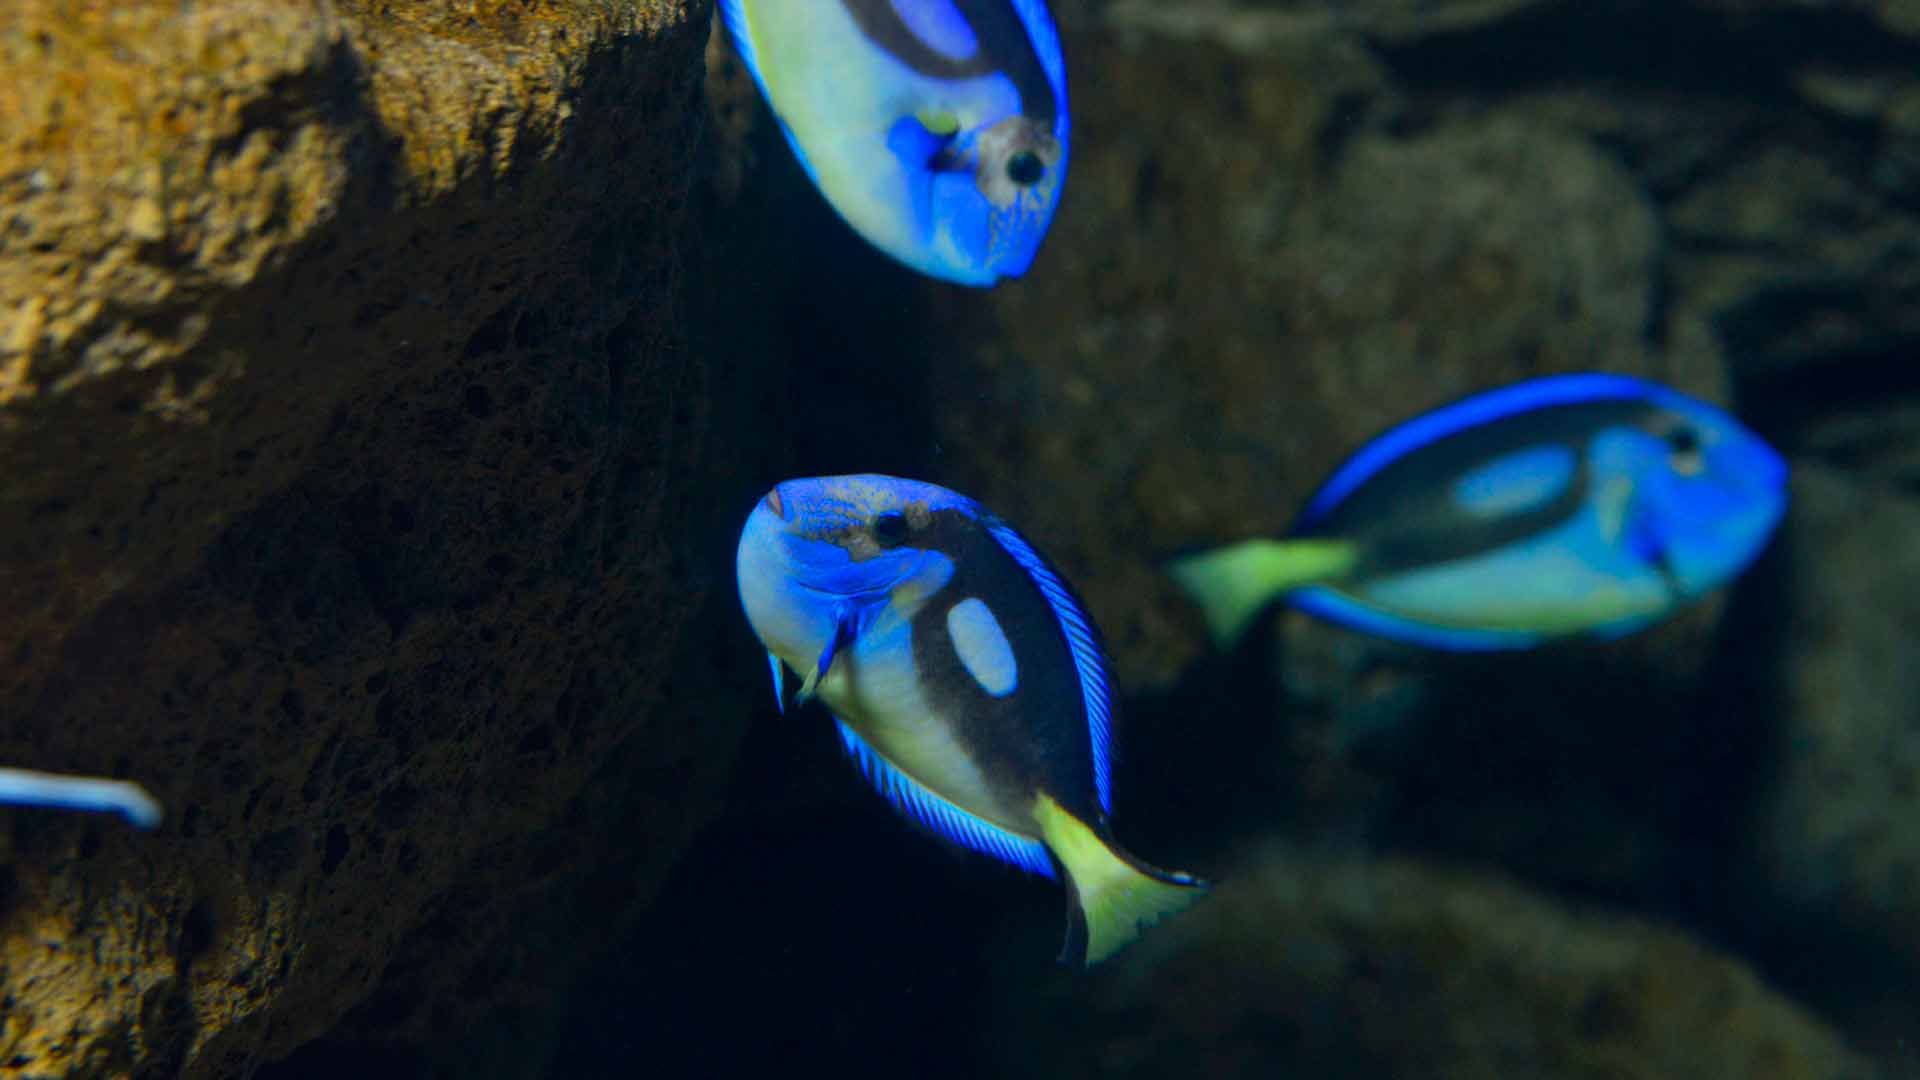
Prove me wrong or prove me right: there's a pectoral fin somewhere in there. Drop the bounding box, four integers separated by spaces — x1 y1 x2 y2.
887 115 954 170
797 602 858 705
1626 504 1685 601
766 651 788 715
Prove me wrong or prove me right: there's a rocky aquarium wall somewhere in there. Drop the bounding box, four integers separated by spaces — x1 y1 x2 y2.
2 0 1917 1077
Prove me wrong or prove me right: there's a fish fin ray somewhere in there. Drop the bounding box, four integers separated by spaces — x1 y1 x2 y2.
834 719 1054 879
1006 0 1068 131
713 3 827 192
1298 373 1673 528
766 650 787 715
1290 585 1540 651
1168 539 1357 648
1033 794 1206 966
982 521 1117 814
0 767 163 829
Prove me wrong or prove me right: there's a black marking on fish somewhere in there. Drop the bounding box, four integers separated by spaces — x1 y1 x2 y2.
1304 400 1663 579
892 506 1106 827
840 0 1059 126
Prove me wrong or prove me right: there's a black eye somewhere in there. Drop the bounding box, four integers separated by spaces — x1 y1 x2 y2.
1664 425 1701 455
1664 425 1705 473
872 512 909 548
1006 151 1045 186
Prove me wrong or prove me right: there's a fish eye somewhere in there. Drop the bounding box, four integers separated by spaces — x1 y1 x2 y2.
872 511 910 548
1664 425 1706 475
1006 151 1046 187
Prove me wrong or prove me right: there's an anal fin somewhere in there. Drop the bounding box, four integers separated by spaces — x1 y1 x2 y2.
834 719 1053 879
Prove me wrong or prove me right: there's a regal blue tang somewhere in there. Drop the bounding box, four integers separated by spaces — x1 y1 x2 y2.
0 765 161 828
1170 374 1790 651
715 0 1069 286
737 475 1206 965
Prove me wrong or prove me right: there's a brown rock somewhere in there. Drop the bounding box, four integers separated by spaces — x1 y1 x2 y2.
988 848 1876 1079
0 0 726 1075
926 21 1719 693
1739 465 1920 1050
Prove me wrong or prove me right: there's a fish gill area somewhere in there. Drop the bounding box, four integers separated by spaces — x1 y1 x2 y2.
0 0 1917 1077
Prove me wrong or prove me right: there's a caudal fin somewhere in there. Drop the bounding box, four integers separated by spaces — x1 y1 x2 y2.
1167 538 1357 649
1033 794 1207 966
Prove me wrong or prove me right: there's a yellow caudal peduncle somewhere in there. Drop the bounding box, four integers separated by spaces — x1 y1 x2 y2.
1032 794 1207 965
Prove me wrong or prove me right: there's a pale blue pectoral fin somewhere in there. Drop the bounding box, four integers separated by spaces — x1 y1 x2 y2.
797 603 857 705
1032 793 1208 966
766 651 787 715
0 766 163 829
1167 539 1358 649
834 719 1054 879
1590 610 1667 643
887 115 956 170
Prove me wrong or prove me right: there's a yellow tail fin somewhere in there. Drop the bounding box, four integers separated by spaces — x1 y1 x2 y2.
1033 794 1207 966
1167 538 1357 648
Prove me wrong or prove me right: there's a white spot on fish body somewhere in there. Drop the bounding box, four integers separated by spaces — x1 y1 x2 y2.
947 596 1019 696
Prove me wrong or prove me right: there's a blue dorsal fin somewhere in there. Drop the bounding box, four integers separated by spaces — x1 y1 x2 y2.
833 719 1055 879
714 2 761 84
1289 585 1544 652
713 2 825 192
0 766 163 828
1007 0 1068 135
982 520 1115 813
1299 373 1672 529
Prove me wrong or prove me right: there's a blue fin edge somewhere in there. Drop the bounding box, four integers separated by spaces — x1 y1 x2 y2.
713 1 828 192
834 719 1055 879
1299 373 1690 529
1289 586 1546 653
0 766 162 828
1007 0 1070 141
766 650 786 715
982 520 1115 813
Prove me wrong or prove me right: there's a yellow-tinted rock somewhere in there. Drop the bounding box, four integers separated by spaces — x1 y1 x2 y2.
0 0 720 1076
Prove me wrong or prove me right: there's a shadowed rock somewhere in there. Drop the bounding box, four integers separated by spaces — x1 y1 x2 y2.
0 1 731 1076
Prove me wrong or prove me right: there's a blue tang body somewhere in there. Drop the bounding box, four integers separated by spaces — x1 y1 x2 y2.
1170 374 1790 651
716 0 1069 286
736 475 1204 965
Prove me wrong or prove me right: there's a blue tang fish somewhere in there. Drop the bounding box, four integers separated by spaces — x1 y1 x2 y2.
1170 374 1789 651
737 475 1205 965
715 0 1068 286
0 765 162 828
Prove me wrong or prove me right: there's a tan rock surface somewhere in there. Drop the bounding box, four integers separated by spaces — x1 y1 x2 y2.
0 1 724 1075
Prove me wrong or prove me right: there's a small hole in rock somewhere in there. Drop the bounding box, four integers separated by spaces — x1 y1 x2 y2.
321 825 350 875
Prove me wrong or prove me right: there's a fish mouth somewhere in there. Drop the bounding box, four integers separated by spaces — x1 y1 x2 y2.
762 486 790 521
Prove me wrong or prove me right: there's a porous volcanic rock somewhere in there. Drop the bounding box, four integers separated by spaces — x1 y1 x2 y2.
0 1 729 1076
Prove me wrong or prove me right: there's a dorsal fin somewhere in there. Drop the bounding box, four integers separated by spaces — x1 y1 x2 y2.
712 2 823 192
834 719 1055 879
1006 0 1068 133
981 520 1115 812
0 766 163 828
1298 373 1672 528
